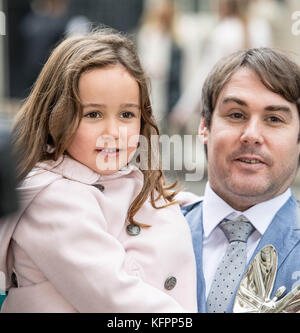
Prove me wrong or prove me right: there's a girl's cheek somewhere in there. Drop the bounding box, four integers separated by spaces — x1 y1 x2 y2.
128 134 140 149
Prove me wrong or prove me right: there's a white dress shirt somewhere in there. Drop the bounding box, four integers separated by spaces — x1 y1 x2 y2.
202 182 291 298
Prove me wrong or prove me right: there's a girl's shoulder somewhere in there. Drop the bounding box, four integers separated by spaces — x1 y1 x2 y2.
32 155 100 185
16 167 104 230
19 158 102 211
19 155 143 210
23 166 98 199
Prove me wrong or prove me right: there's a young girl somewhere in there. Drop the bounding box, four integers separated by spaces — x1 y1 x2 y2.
0 29 197 312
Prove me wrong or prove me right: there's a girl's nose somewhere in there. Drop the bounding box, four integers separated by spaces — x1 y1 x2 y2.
102 118 119 139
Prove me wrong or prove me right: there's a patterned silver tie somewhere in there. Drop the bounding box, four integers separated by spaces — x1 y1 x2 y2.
207 215 255 313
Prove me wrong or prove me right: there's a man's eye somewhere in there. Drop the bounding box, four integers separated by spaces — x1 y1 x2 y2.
120 111 134 119
267 116 283 123
228 112 244 119
85 111 101 119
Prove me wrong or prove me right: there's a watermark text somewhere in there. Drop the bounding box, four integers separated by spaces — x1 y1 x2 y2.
0 11 5 36
291 11 300 36
0 270 5 295
93 130 205 182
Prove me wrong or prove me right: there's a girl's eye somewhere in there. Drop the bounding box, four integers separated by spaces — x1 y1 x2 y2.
120 111 135 119
85 111 101 119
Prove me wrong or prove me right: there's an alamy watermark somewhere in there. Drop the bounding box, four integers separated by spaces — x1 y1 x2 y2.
93 129 206 181
0 270 5 295
292 271 300 290
0 11 5 36
291 11 300 36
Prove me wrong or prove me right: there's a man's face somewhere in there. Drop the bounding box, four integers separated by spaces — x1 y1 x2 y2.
200 67 300 211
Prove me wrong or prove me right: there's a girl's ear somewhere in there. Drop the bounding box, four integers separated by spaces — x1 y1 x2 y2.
198 118 208 144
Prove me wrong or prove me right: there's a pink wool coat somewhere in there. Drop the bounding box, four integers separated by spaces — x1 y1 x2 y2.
0 155 197 313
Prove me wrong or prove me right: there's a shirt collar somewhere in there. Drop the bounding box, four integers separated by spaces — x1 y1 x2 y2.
203 182 291 238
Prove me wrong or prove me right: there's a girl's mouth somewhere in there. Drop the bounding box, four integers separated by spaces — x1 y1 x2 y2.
96 148 121 158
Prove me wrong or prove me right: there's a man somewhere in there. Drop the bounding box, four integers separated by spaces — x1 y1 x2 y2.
182 48 300 313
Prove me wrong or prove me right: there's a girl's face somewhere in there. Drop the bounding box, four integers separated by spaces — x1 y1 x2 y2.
67 64 141 175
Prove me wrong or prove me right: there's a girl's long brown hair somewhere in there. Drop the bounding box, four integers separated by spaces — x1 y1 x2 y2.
12 29 179 227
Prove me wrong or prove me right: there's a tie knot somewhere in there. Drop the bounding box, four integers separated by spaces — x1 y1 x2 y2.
219 216 255 243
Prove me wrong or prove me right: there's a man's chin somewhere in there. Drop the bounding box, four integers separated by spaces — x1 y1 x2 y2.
226 180 272 198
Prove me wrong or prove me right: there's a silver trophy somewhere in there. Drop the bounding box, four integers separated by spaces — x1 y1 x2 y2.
233 245 300 313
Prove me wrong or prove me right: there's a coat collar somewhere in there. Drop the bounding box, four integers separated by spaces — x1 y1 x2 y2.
35 154 142 185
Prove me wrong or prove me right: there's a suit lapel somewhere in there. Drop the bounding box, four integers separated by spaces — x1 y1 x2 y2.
185 202 207 312
227 195 300 312
188 195 300 312
247 195 300 272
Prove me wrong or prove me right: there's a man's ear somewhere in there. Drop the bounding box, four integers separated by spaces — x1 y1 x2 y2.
199 118 208 144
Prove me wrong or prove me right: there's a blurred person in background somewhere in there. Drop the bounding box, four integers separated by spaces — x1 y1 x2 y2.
137 0 183 133
0 113 18 309
19 0 90 98
170 0 273 129
20 0 69 97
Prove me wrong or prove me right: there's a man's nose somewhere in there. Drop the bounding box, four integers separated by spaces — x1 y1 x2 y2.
240 118 264 145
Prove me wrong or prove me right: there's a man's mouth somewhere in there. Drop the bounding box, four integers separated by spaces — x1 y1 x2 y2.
237 158 262 164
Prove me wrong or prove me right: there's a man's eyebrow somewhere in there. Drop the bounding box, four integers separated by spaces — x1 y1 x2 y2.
264 105 292 112
221 97 248 107
221 98 293 114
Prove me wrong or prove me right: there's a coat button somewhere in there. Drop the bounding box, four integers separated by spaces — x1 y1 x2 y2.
126 224 141 236
164 276 177 290
93 184 105 192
